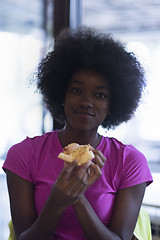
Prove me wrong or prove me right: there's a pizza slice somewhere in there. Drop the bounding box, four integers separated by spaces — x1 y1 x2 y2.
58 143 95 165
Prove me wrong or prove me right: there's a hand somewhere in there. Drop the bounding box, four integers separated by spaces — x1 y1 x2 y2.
50 161 90 212
86 149 106 188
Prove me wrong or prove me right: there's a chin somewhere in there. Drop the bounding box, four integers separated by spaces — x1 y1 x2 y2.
73 122 98 132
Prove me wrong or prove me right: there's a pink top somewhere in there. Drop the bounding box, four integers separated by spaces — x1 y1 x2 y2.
3 130 153 240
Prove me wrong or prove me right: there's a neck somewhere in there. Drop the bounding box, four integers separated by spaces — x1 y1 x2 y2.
58 126 101 148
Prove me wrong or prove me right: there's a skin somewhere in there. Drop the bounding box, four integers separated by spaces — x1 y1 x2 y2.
59 69 111 147
6 69 146 240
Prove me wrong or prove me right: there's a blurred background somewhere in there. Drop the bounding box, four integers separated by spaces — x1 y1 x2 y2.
0 0 160 239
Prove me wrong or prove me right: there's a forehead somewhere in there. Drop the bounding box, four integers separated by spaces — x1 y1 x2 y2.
70 69 110 89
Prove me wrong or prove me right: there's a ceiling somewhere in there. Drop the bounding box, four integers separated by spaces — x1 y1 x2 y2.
0 0 160 40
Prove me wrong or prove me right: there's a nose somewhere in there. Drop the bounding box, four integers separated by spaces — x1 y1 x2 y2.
79 94 93 108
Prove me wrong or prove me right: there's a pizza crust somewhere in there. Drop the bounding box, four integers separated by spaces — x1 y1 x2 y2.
58 143 95 165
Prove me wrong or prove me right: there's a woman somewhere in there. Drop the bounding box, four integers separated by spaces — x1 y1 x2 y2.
3 27 153 240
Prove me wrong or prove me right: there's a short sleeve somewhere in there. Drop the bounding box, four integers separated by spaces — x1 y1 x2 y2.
119 145 153 189
2 137 34 182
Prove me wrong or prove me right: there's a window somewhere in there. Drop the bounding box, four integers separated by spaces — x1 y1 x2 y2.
0 1 44 239
81 0 160 216
82 0 160 165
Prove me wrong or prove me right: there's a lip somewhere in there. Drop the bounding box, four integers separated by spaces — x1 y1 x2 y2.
74 110 95 117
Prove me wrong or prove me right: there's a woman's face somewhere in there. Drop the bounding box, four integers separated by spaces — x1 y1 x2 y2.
64 69 110 132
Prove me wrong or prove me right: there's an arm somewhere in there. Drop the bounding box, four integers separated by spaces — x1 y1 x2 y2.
74 182 146 240
6 170 63 240
73 149 147 240
6 160 90 240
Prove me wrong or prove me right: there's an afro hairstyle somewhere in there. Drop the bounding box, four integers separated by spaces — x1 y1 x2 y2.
35 26 145 129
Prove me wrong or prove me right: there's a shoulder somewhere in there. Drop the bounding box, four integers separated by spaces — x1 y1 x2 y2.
99 135 126 148
99 135 146 159
100 137 150 178
27 131 56 145
3 131 59 180
7 131 55 155
98 136 126 158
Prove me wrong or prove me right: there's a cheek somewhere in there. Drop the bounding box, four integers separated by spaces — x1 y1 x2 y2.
99 102 110 119
64 93 76 107
100 101 110 111
64 102 73 121
104 99 110 112
64 95 70 112
64 104 69 117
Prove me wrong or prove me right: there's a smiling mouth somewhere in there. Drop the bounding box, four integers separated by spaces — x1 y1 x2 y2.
74 111 95 117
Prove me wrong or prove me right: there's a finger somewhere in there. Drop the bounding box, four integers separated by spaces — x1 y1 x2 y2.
69 171 88 197
92 150 106 169
93 149 106 163
60 160 79 181
68 162 89 185
58 162 90 196
63 161 69 168
90 162 102 178
66 162 89 189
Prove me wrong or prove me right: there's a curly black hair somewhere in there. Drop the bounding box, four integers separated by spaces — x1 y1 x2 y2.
35 26 145 129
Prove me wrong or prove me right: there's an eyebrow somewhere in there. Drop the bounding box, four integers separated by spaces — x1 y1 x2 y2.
96 86 109 91
70 80 83 85
70 80 110 91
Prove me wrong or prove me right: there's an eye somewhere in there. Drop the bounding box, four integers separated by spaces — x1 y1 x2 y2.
95 92 107 99
70 87 82 95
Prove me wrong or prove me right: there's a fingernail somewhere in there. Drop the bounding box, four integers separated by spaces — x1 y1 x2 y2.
86 161 91 167
74 159 79 166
